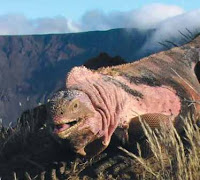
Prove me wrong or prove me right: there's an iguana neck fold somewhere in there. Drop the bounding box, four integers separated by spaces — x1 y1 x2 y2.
67 73 128 145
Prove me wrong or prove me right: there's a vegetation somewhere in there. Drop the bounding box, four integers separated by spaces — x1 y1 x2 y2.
0 113 200 180
159 28 200 49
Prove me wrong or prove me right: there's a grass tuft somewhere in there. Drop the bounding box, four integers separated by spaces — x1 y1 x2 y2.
0 113 200 179
119 116 200 179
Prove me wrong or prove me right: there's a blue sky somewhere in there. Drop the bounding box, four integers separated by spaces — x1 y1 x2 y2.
0 0 198 20
0 0 199 35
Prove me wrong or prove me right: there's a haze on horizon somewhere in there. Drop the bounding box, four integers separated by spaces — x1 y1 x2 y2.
0 0 199 35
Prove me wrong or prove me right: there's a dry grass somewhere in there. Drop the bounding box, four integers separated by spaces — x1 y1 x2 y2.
0 113 200 179
119 115 200 180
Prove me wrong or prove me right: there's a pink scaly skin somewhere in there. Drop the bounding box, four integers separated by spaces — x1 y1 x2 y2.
49 36 200 156
49 66 181 156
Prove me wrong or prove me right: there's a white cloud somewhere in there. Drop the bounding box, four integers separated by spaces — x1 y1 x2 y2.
0 14 30 35
32 17 81 34
0 2 199 49
0 14 81 35
0 3 185 35
81 4 184 31
140 9 200 53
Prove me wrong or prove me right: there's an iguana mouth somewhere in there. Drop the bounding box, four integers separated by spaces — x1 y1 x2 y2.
54 118 82 134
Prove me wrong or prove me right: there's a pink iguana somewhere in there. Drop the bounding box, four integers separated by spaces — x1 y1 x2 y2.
48 35 200 156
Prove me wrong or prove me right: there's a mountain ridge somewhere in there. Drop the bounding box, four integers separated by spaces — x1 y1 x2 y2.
0 28 191 124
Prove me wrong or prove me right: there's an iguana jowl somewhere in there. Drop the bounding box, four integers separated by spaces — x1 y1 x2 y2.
49 36 200 156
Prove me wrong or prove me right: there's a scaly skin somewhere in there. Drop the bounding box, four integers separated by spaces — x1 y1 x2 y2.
48 36 200 156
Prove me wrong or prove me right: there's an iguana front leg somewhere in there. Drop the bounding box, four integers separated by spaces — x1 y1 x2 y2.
114 113 173 145
109 113 173 159
128 113 173 142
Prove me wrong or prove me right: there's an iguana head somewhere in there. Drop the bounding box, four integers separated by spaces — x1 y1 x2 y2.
48 89 103 156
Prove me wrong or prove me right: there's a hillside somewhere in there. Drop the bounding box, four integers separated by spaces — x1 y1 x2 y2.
0 28 193 124
0 28 154 124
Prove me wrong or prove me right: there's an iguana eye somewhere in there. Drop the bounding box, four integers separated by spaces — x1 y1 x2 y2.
70 99 80 111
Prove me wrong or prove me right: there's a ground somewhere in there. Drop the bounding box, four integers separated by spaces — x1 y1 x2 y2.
1 108 200 180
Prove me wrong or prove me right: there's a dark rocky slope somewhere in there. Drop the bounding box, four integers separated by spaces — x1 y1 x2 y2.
0 28 154 124
0 28 193 124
